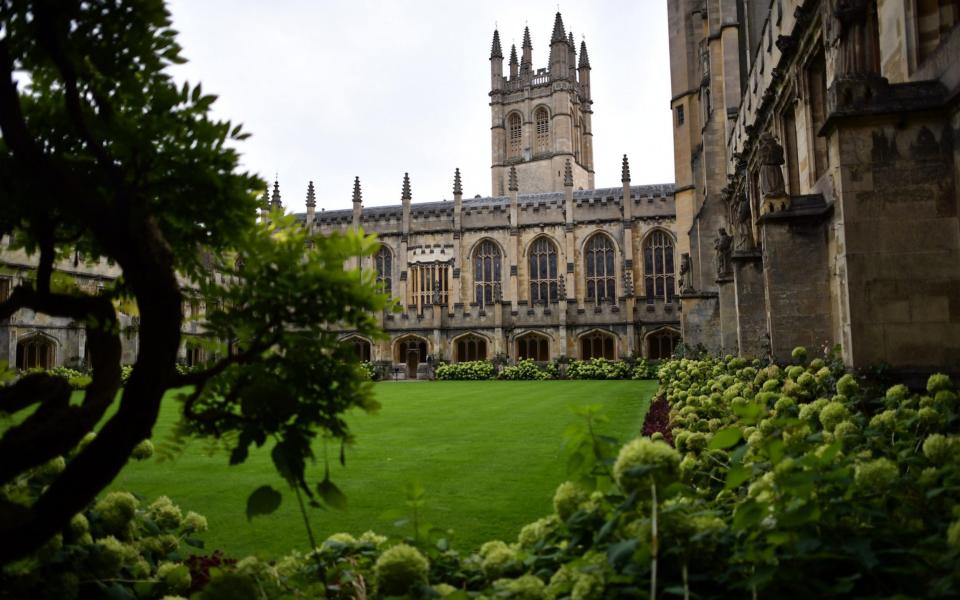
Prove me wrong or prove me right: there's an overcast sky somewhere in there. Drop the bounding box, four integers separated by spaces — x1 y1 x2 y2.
165 0 674 213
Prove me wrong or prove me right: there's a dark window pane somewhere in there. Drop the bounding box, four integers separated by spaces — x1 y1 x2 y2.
549 282 557 300
549 253 557 276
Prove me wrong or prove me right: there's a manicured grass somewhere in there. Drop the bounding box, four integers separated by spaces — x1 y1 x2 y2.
108 380 656 558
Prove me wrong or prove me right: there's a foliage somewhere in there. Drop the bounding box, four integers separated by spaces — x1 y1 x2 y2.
566 358 631 380
435 361 495 381
0 0 388 562
0 436 209 600
497 359 553 381
21 366 91 390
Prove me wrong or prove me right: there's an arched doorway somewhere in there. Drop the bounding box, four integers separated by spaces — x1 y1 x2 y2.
344 336 372 362
396 337 428 379
16 334 56 370
516 332 550 361
646 329 681 360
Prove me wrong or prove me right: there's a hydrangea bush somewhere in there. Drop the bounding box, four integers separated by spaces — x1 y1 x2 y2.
435 361 496 381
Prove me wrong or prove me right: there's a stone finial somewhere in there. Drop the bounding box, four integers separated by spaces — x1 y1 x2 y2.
352 176 362 204
490 29 503 59
568 31 576 50
401 172 411 200
508 166 518 192
270 179 282 209
509 44 518 65
621 154 631 183
579 39 590 68
563 159 573 187
551 12 566 43
522 25 532 49
453 168 462 196
260 188 270 209
305 181 316 208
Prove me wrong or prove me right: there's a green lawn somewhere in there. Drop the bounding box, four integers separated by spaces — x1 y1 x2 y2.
108 380 656 558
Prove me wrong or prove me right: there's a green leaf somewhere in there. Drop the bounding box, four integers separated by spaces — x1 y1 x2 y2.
709 427 742 450
607 539 639 570
246 485 282 521
732 499 766 531
725 463 752 489
317 476 348 510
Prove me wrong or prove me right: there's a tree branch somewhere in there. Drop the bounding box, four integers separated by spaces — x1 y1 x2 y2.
0 38 41 161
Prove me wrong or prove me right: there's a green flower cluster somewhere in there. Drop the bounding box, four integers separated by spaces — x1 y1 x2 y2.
498 359 553 381
435 360 496 380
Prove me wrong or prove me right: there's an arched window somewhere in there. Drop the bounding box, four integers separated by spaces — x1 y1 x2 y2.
16 334 55 370
474 240 502 307
516 333 549 361
456 335 488 362
585 234 616 303
185 339 204 367
508 113 522 159
375 246 392 297
647 330 681 360
581 331 616 360
529 237 559 304
643 231 675 303
534 107 550 154
346 337 371 362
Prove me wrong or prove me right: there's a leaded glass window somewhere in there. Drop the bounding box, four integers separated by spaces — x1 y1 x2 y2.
474 240 502 307
643 231 675 303
585 234 616 302
529 237 559 304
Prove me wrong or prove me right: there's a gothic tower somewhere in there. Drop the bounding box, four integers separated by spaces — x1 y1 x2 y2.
489 12 595 196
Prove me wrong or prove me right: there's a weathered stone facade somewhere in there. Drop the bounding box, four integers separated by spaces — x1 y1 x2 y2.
669 0 960 371
0 11 683 376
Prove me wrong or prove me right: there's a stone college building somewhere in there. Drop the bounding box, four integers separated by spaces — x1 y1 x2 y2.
0 12 683 376
669 0 960 372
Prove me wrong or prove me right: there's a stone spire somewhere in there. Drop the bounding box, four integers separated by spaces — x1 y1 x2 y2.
401 172 411 200
508 165 518 192
352 176 362 204
521 25 532 73
550 12 569 79
563 159 573 187
567 31 577 79
305 181 316 208
621 154 631 183
490 29 503 59
551 12 566 42
453 168 462 196
270 179 282 210
509 44 518 65
579 39 591 68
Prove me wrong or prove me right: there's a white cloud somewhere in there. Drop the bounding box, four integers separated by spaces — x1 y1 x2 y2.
166 0 674 212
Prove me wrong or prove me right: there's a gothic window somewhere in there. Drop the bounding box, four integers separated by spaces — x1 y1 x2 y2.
580 331 616 360
508 113 522 159
534 107 550 154
184 340 204 367
647 330 681 360
375 246 393 297
346 337 371 362
410 263 449 313
585 234 616 303
16 334 55 370
516 333 549 361
643 230 675 303
528 237 559 304
456 335 488 362
473 240 502 307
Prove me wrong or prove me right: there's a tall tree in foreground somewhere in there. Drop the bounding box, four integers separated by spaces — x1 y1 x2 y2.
0 0 387 562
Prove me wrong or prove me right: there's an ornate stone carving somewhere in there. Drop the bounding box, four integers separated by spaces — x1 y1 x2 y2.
623 268 634 297
679 253 694 293
557 276 567 301
758 133 789 213
715 228 733 277
825 0 880 80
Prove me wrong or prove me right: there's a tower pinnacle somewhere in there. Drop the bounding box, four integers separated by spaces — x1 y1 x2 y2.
352 176 362 204
564 159 573 187
551 12 566 42
490 29 503 59
579 39 590 68
509 44 518 65
453 168 462 196
270 179 282 210
522 25 532 49
621 154 631 183
305 181 316 208
508 166 518 192
401 173 411 200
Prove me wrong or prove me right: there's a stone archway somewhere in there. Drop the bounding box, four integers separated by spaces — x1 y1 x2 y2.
395 336 428 379
16 333 57 370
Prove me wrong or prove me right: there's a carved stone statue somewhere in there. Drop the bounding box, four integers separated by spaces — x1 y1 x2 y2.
758 133 789 212
431 280 441 305
734 193 756 251
715 228 733 277
679 253 694 293
832 0 880 79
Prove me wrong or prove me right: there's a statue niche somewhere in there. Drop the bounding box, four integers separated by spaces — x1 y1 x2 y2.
715 228 733 278
679 252 694 293
758 133 790 213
